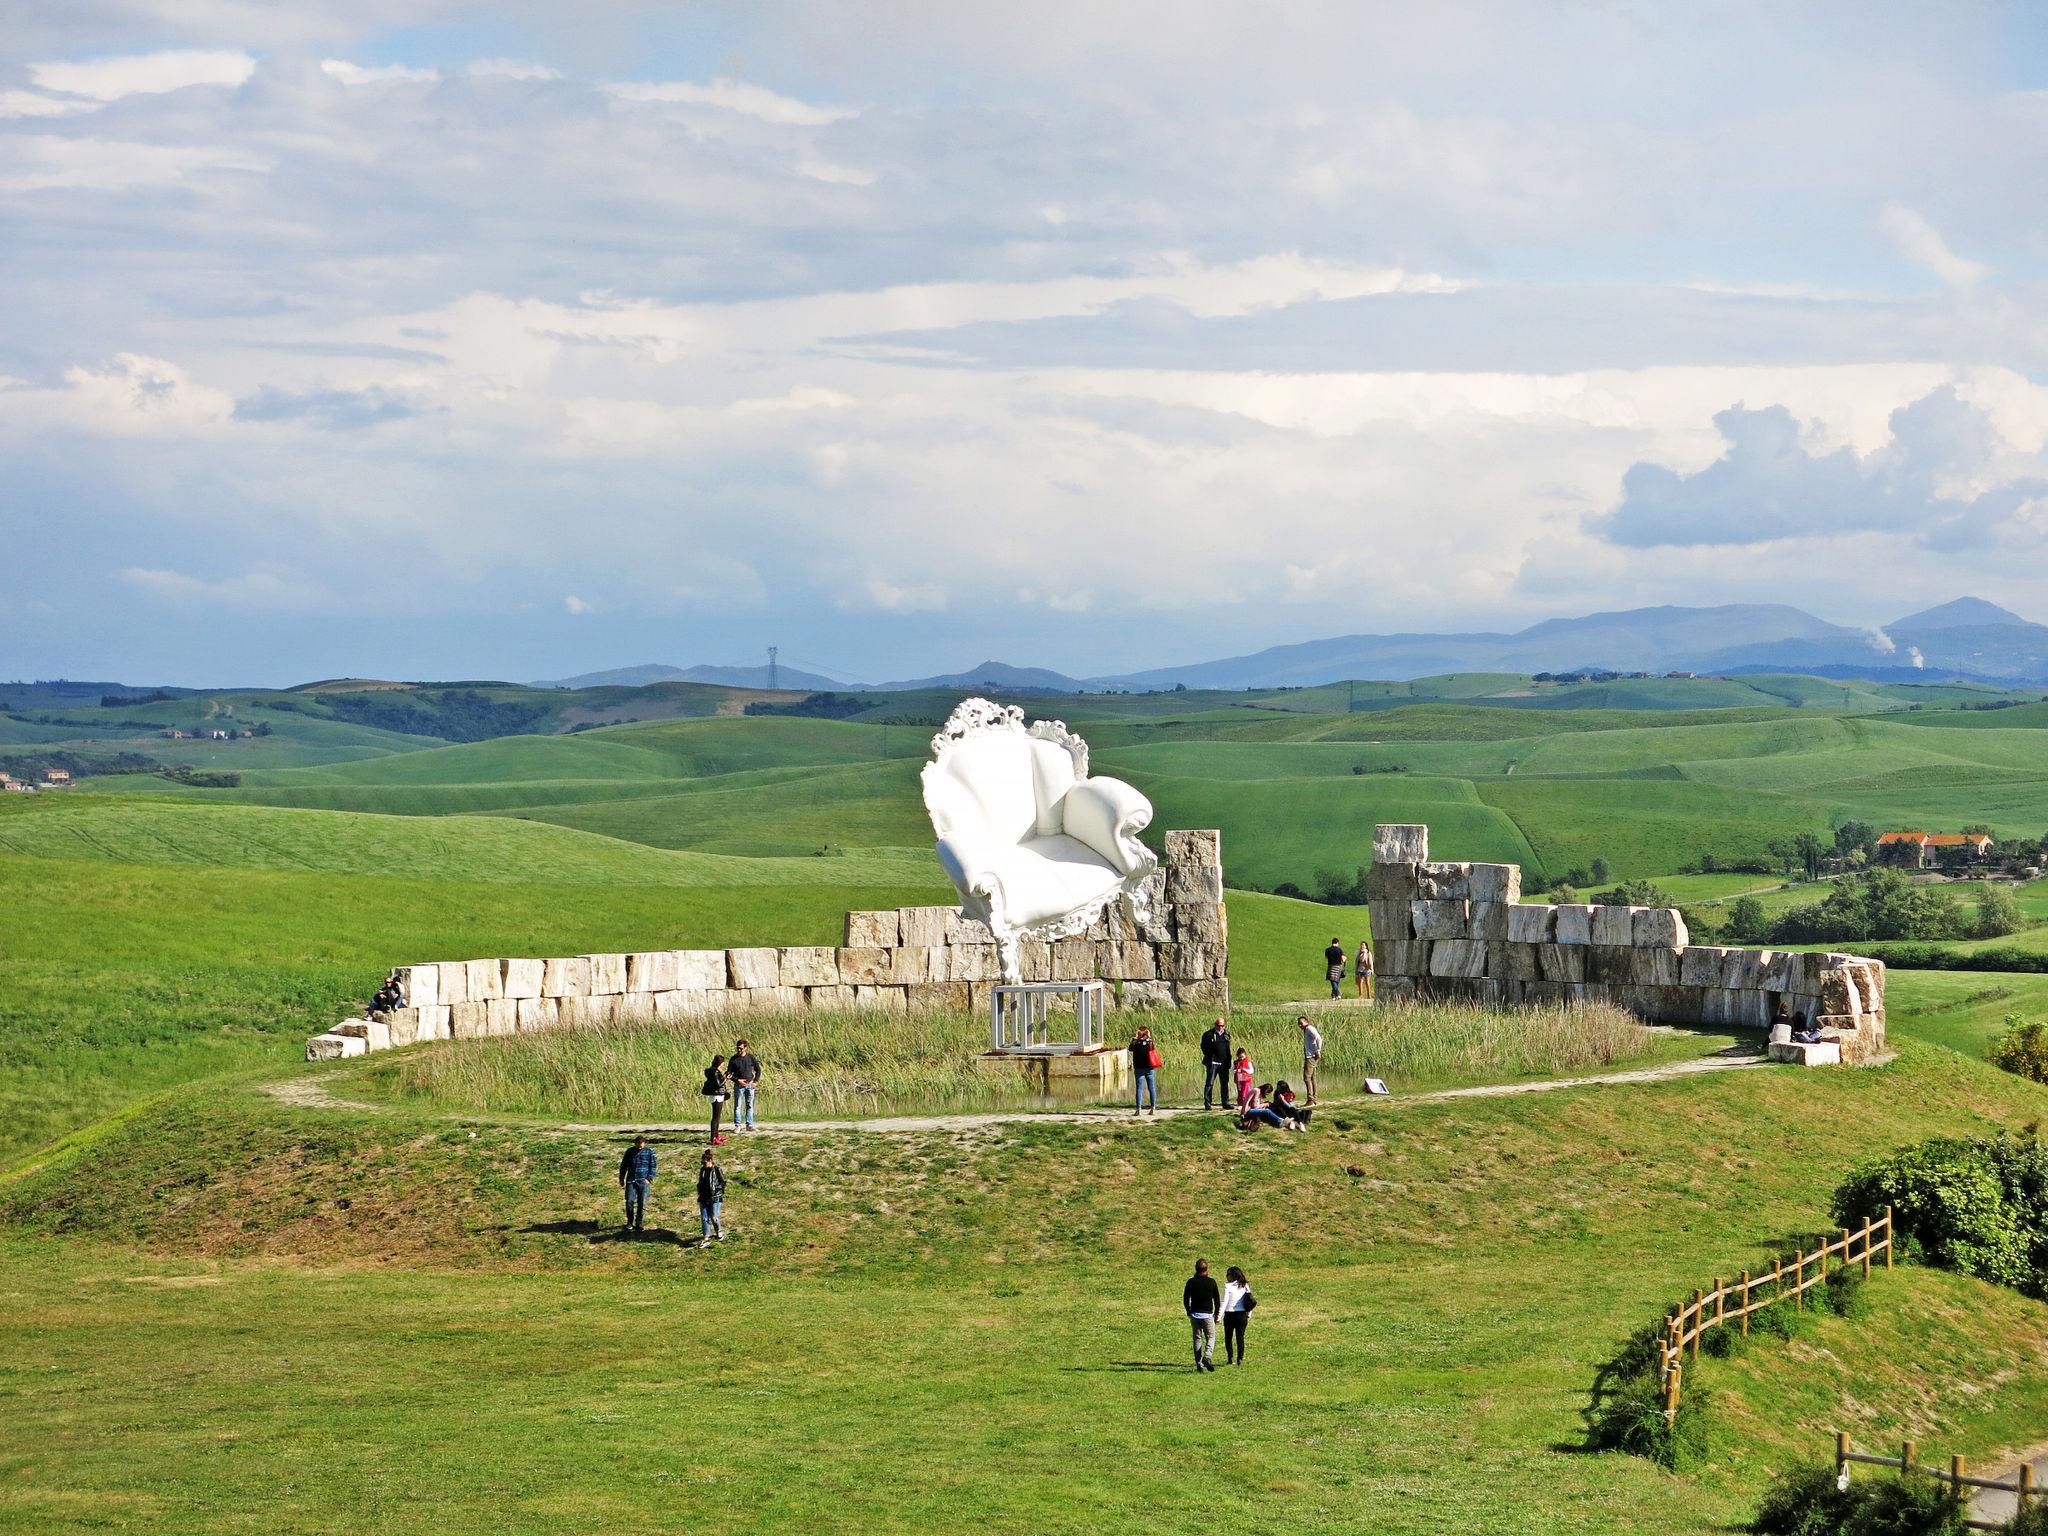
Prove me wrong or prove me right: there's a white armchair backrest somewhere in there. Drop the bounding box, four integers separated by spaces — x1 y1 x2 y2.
922 699 1082 846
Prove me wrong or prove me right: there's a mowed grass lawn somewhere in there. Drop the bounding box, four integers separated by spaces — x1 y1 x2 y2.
10 1045 2048 1533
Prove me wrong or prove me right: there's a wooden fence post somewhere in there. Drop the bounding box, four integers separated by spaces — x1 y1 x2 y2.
2021 1461 2033 1513
1862 1215 1872 1278
1795 1247 1804 1307
1691 1290 1703 1359
1904 1439 1915 1476
1839 1226 1849 1276
1740 1270 1751 1337
1714 1278 1724 1331
1952 1454 1965 1503
1885 1206 1894 1270
1836 1431 1848 1484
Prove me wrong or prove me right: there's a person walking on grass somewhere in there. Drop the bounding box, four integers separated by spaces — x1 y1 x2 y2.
1297 1015 1324 1105
1130 1023 1161 1116
1184 1258 1222 1372
1355 938 1374 1002
696 1148 727 1243
618 1135 657 1233
1232 1045 1256 1110
729 1038 762 1133
702 1054 730 1145
1199 1016 1233 1111
1222 1265 1256 1364
1324 936 1346 1000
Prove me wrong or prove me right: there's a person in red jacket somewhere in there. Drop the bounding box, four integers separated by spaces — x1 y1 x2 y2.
1232 1046 1255 1109
1130 1025 1160 1116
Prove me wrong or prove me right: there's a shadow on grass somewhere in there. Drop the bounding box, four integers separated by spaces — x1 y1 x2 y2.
521 1218 689 1248
1060 1361 1196 1373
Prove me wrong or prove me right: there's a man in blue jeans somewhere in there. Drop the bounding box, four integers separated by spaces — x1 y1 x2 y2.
617 1135 657 1233
697 1148 727 1242
1199 1017 1232 1110
729 1038 762 1132
1129 1024 1159 1116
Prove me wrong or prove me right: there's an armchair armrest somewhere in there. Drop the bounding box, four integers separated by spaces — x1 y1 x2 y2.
936 834 1008 916
1060 776 1155 878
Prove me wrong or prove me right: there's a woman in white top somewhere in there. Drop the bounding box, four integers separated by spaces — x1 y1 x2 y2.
1221 1265 1257 1364
1355 938 1374 1000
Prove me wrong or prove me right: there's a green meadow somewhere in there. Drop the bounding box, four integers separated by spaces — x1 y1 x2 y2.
8 677 2048 1532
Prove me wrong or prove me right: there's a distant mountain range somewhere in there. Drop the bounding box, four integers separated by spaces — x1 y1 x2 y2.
540 596 2048 695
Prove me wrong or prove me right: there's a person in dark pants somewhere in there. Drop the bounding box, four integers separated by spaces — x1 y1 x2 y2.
696 1148 726 1242
1130 1024 1160 1115
702 1054 730 1144
729 1039 762 1132
618 1135 657 1233
1199 1017 1232 1110
1183 1257 1222 1372
1324 937 1346 1000
1222 1265 1256 1364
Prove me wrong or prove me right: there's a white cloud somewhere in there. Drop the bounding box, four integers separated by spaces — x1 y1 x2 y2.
603 77 853 126
857 578 948 613
117 566 331 611
0 90 101 119
1877 203 1987 288
564 594 590 613
0 136 269 193
467 59 563 81
29 49 254 101
320 60 441 86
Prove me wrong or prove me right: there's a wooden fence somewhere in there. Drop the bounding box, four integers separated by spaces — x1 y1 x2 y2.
1657 1207 1893 1420
1836 1435 2034 1532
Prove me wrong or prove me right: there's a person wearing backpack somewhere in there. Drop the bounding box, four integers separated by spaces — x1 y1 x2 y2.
1222 1265 1257 1364
1199 1017 1232 1111
1130 1024 1161 1116
696 1148 727 1243
617 1134 657 1233
702 1054 730 1145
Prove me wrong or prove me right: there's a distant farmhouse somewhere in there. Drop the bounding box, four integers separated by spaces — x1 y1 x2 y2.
39 768 72 787
1876 830 1993 869
0 771 29 793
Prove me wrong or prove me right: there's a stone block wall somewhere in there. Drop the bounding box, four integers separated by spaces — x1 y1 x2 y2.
1369 824 1887 1063
306 830 1229 1059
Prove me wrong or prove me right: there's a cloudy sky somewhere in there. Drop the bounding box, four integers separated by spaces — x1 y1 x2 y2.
4 2 2048 687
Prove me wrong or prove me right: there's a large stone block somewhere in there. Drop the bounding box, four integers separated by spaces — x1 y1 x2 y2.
435 962 470 1007
1723 949 1771 991
414 1005 452 1043
1366 862 1420 901
836 947 894 985
1375 975 1418 1003
464 958 504 1002
946 909 996 946
1172 979 1230 1010
954 944 1004 984
615 992 656 1025
903 946 946 984
1553 905 1596 945
450 1001 489 1039
1466 863 1523 904
334 1016 391 1051
1631 947 1682 987
1131 873 1173 941
907 981 972 1013
1374 939 1432 977
1467 901 1509 941
1165 828 1222 866
1592 905 1639 946
1586 945 1636 986
1166 864 1223 904
557 995 608 1029
483 998 518 1037
502 958 544 1000
584 954 628 994
1411 899 1469 940
806 984 859 1012
1374 824 1429 864
1106 941 1158 981
727 947 780 989
381 1008 419 1047
1368 900 1413 942
1017 938 1055 983
516 997 559 1032
1429 939 1490 979
1052 939 1098 981
900 906 952 948
1174 901 1227 947
651 989 708 1021
1679 946 1733 989
1491 941 1541 981
668 950 721 990
1118 979 1174 1010
1506 904 1557 943
852 984 908 1012
742 984 807 1013
1155 942 1205 982
846 909 900 948
395 965 440 1011
1538 944 1587 984
779 946 840 988
1782 952 1824 995
626 952 676 993
542 957 590 998
1419 862 1472 901
1633 908 1689 949
306 1032 366 1060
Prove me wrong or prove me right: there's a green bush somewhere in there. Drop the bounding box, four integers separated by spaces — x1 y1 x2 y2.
1976 883 2029 940
2004 1500 2048 1536
1991 1017 2048 1086
1750 1296 1813 1341
1832 1137 2033 1292
1839 1475 1964 1536
1751 1464 1854 1535
1822 1268 1870 1320
1701 1321 1745 1358
1589 1375 1711 1469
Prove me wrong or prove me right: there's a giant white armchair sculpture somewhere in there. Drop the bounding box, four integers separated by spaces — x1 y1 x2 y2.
922 698 1158 984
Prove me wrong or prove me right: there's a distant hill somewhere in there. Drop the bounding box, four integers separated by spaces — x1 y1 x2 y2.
875 660 1086 694
537 662 844 691
1891 597 2032 630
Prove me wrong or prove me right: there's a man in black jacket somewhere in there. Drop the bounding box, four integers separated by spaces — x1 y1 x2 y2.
617 1135 657 1233
729 1039 762 1132
1183 1258 1222 1372
1199 1018 1232 1110
1324 937 1346 999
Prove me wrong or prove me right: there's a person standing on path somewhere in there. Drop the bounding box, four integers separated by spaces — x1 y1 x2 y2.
1130 1024 1161 1116
1199 1017 1233 1110
702 1054 730 1144
1232 1046 1256 1110
729 1039 762 1132
1324 937 1346 1000
696 1148 726 1243
1355 938 1374 1001
1184 1258 1222 1372
617 1134 657 1233
1297 1015 1324 1105
1221 1266 1256 1364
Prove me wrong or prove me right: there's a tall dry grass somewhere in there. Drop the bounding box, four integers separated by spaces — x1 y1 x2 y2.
355 998 1660 1121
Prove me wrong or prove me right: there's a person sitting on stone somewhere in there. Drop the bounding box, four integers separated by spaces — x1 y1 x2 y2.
1768 998 1793 1046
1791 1011 1823 1043
1271 1080 1312 1128
370 973 404 1016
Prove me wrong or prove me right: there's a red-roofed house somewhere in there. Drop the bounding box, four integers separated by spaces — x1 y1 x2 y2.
1877 830 1992 869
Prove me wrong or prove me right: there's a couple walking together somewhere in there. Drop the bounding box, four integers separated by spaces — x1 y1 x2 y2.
1183 1257 1258 1369
1324 937 1373 1000
615 1136 728 1242
699 1038 762 1144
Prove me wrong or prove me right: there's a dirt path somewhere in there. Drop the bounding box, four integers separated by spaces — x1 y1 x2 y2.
260 1047 1769 1134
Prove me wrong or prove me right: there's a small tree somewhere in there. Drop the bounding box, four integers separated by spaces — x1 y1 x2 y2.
1724 895 1769 945
1794 831 1825 882
1834 820 1878 859
1550 882 1581 905
1589 857 1612 884
1976 883 2027 939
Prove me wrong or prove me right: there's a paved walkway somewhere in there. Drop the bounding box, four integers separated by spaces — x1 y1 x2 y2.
261 1046 1767 1135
